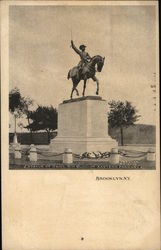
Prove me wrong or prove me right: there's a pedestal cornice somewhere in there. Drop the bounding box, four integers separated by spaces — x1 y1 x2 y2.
62 96 106 104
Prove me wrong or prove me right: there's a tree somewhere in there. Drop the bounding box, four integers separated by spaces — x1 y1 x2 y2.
9 87 34 142
26 105 58 142
108 100 140 146
9 87 24 116
9 88 24 142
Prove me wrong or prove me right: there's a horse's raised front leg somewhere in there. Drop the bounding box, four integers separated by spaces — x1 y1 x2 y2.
82 79 87 97
92 76 99 95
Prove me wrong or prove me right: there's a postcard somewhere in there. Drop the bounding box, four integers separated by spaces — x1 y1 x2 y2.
1 1 160 249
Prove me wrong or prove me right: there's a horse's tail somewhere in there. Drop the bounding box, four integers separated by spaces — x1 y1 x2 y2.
67 70 71 80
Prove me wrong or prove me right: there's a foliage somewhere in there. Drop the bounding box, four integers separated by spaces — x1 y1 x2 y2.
18 122 24 129
21 96 34 132
21 97 33 114
9 88 33 117
108 100 140 128
9 87 34 141
108 100 140 145
26 105 58 142
9 87 24 117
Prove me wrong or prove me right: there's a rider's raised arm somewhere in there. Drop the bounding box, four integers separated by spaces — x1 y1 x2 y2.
71 40 81 56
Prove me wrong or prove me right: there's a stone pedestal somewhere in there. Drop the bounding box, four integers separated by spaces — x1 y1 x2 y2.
63 148 73 164
147 149 155 161
50 96 118 154
14 144 21 159
29 144 38 162
109 148 120 164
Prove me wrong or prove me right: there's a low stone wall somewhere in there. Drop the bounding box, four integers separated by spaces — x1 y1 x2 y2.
9 132 57 145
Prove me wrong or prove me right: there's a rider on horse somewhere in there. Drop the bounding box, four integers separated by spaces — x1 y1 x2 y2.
68 41 105 98
71 40 91 75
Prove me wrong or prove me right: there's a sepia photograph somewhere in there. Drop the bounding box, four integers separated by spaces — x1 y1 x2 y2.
8 3 158 170
1 1 160 250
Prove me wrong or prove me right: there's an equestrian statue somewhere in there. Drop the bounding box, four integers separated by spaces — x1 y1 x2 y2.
67 40 105 99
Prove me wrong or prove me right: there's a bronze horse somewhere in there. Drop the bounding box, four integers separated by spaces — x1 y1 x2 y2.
67 55 105 99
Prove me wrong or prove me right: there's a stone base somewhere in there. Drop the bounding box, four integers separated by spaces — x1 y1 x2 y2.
50 96 118 154
50 136 117 154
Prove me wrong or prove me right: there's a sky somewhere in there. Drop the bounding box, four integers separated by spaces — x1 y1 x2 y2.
9 4 157 131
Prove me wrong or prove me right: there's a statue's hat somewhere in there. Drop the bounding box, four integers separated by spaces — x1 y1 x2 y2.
79 44 86 50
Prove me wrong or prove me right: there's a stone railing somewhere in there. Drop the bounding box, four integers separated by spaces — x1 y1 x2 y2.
12 145 156 164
